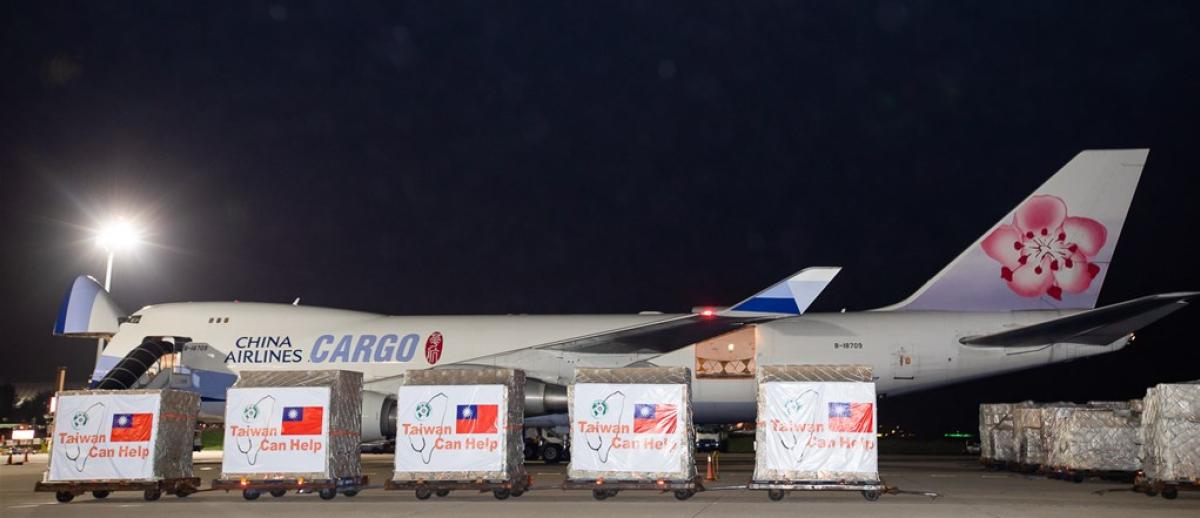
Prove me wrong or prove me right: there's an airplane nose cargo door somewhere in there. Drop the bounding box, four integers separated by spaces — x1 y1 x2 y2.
891 345 917 380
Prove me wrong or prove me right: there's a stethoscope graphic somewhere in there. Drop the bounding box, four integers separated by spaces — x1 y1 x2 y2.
407 393 448 464
777 389 820 465
583 391 626 464
63 402 107 472
236 395 276 465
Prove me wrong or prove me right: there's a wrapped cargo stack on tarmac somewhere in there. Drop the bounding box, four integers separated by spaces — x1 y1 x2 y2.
388 367 528 500
214 370 364 500
1137 382 1200 499
565 366 698 500
1013 402 1077 471
979 403 1018 468
35 389 201 502
749 364 883 502
1044 403 1141 481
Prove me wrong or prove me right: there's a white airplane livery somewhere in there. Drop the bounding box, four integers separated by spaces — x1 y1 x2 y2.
55 149 1194 444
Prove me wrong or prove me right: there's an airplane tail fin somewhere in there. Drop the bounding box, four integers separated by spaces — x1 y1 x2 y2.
725 267 841 315
53 275 126 337
883 149 1148 312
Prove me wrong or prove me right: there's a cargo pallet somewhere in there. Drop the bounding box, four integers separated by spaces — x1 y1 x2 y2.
748 480 886 502
1133 472 1200 500
384 475 532 500
35 477 202 503
562 477 704 501
1044 467 1136 483
212 475 368 500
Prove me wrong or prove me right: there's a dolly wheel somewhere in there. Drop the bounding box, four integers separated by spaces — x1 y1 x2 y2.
767 489 785 501
1144 489 1158 497
144 489 162 501
1162 487 1178 500
674 489 694 500
511 488 524 497
493 488 510 500
243 489 261 501
55 491 75 503
92 490 111 499
862 490 881 502
318 488 337 500
343 490 359 497
415 486 433 500
592 488 608 501
270 489 287 498
175 488 192 498
435 489 450 497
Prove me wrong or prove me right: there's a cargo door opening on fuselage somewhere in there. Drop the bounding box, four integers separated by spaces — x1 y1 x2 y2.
694 325 757 379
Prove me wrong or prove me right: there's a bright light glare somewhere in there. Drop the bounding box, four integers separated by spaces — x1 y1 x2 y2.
95 219 142 251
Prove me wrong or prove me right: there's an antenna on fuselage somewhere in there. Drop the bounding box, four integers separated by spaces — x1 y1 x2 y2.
292 297 301 306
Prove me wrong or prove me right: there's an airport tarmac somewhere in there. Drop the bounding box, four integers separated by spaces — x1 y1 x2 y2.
2 452 1196 517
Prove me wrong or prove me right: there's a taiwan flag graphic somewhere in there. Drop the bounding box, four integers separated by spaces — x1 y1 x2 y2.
455 404 498 434
828 402 874 433
281 406 324 435
633 404 677 434
110 413 152 442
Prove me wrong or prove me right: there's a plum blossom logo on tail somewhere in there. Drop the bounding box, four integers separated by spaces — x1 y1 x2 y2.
425 332 443 365
981 195 1106 300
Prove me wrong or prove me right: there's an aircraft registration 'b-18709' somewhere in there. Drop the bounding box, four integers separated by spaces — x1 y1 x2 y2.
54 149 1195 444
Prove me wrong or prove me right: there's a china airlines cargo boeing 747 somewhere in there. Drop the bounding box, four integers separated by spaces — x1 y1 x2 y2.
55 149 1194 443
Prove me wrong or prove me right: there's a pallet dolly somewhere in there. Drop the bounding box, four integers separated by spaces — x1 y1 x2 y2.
384 475 532 500
562 476 704 501
36 477 202 503
212 475 368 500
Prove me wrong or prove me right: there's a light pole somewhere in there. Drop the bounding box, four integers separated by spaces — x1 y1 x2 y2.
93 219 141 372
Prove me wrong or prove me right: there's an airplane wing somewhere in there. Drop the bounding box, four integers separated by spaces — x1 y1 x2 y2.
960 292 1198 347
536 267 841 354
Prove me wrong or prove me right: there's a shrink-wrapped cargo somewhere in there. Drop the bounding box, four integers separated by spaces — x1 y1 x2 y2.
753 365 878 483
46 389 199 482
979 403 1016 463
391 368 526 484
568 367 695 482
220 370 362 482
1046 406 1141 471
1141 383 1200 482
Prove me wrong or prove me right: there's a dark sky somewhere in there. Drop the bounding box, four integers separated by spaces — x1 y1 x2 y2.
3 2 1199 434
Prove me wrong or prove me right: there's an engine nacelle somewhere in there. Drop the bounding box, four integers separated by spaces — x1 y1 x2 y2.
361 390 397 443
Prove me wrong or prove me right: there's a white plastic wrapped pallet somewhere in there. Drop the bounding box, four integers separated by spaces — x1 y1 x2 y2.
220 370 362 481
567 367 695 482
1046 406 1141 471
392 368 526 483
47 389 199 482
1141 382 1200 482
753 365 878 483
979 403 1016 462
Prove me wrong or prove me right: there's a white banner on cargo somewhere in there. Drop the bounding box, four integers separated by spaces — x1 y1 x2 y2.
394 385 507 473
222 387 330 474
49 393 160 481
571 383 687 474
759 382 877 475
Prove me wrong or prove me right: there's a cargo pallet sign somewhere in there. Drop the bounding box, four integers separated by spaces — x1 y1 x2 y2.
394 385 507 473
222 387 330 474
50 393 160 481
758 382 877 476
571 384 687 474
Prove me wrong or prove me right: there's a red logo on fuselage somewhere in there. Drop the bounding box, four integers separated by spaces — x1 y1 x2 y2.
425 332 443 365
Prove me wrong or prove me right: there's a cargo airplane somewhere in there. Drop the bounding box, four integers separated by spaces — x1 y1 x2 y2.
55 149 1194 446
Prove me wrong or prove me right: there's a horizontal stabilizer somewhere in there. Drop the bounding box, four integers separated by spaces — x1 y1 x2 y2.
960 292 1197 347
727 267 841 315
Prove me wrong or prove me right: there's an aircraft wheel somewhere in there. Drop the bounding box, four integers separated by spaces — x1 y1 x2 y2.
767 489 785 501
243 489 261 501
415 486 432 500
92 490 111 499
270 489 287 498
55 491 75 503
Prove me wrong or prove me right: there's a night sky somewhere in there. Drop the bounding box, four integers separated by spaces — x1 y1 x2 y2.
3 2 1199 434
